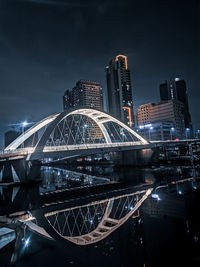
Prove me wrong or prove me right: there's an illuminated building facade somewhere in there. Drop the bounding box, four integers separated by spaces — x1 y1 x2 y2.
135 122 174 141
136 100 185 139
63 80 104 140
63 80 103 111
106 55 134 127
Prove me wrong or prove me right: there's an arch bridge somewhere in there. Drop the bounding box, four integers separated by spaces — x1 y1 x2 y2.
1 108 150 161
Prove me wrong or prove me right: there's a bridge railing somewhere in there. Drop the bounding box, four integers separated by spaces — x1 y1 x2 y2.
0 141 148 157
42 141 145 152
0 147 34 156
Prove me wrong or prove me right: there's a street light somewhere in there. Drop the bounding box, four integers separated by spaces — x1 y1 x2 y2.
170 127 175 140
83 124 88 144
149 126 153 141
185 128 190 139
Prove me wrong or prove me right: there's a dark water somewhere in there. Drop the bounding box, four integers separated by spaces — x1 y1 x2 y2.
0 164 200 267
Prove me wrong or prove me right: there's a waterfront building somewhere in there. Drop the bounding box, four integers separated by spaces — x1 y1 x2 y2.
135 122 174 141
160 78 193 135
106 54 134 127
136 100 185 139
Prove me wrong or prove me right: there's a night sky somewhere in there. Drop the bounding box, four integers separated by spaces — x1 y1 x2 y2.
0 0 199 148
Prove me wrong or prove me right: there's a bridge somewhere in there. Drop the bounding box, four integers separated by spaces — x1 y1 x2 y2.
1 108 199 164
0 108 150 162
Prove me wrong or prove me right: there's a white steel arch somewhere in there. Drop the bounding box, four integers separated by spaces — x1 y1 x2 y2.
51 108 148 146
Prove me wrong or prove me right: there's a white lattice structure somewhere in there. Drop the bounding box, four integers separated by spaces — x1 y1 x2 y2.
3 108 149 160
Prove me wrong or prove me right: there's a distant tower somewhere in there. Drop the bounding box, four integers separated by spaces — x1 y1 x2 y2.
63 80 103 111
106 55 134 127
160 78 193 132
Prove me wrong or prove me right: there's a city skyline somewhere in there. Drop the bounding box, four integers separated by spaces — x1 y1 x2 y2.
0 0 199 148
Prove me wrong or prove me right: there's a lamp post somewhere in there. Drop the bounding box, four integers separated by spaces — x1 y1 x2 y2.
83 124 87 144
22 121 28 149
185 128 190 139
170 127 175 140
149 126 153 141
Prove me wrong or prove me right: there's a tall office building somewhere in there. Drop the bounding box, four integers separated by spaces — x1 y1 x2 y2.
160 78 193 132
106 55 134 127
63 80 103 111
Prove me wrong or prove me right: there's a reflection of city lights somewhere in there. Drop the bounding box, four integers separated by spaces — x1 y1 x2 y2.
25 239 30 246
178 190 182 195
22 237 30 247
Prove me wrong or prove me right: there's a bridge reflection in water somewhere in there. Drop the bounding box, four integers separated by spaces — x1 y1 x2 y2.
25 187 152 246
1 163 200 266
0 164 153 247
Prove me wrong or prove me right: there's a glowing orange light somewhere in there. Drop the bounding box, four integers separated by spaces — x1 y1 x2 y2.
115 55 128 70
123 106 132 127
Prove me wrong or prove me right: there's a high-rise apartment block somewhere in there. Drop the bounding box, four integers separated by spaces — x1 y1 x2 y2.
106 55 134 127
136 100 185 138
63 80 103 111
160 78 192 131
63 80 104 141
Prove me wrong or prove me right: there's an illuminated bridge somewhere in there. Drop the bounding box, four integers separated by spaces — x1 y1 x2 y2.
0 108 150 162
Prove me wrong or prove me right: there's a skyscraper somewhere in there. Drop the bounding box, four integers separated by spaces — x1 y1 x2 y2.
63 80 103 111
106 55 134 127
160 78 193 132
